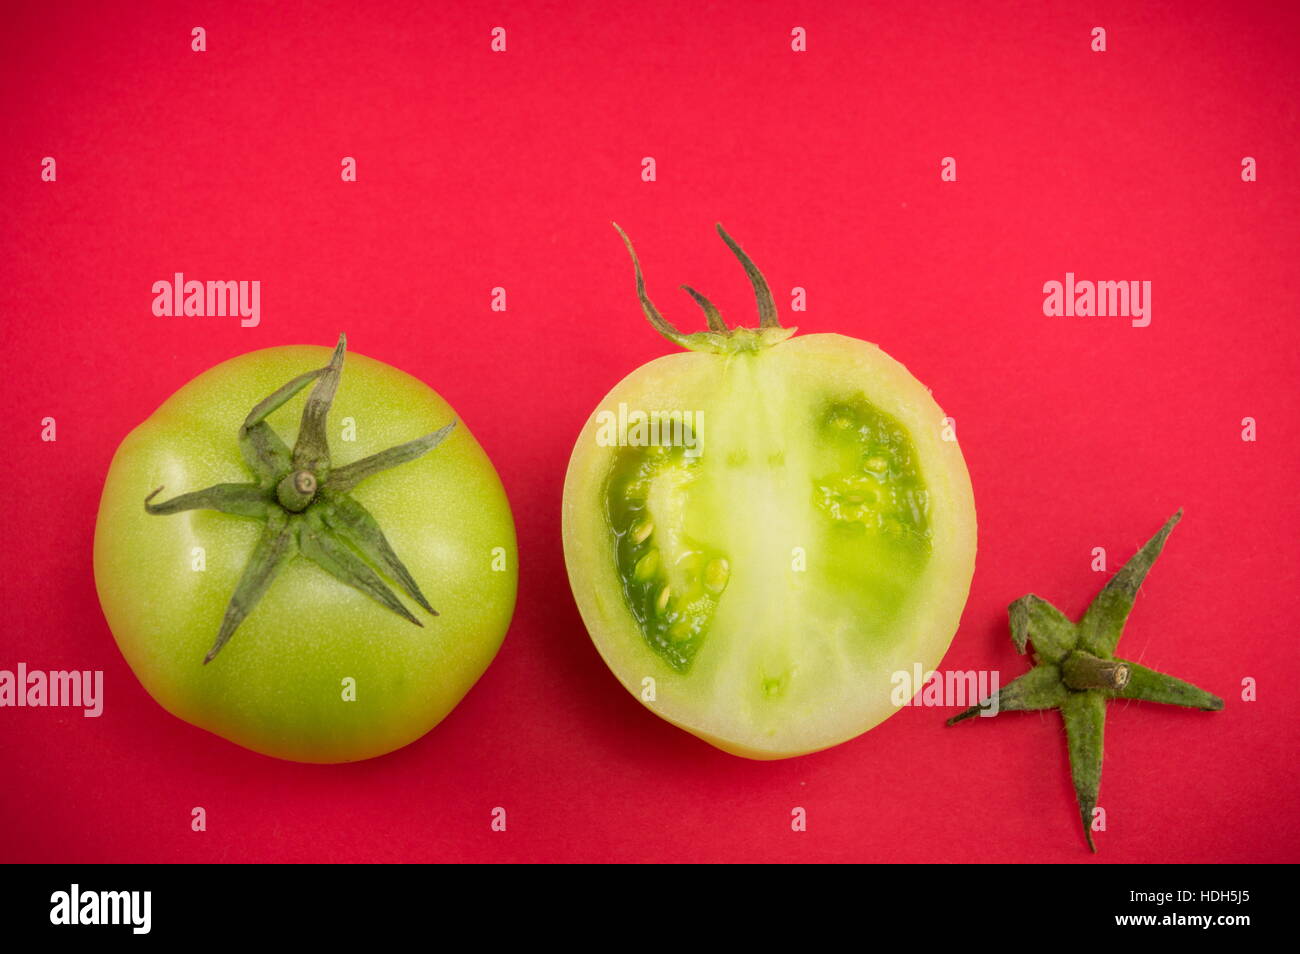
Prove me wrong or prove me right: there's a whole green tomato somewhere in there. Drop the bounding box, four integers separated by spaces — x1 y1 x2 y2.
94 337 517 763
563 226 977 759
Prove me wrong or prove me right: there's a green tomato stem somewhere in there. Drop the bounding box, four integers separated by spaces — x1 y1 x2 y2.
1061 651 1131 691
612 223 798 355
276 470 318 512
144 336 454 662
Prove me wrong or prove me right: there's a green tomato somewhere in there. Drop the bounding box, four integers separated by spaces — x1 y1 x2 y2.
562 226 977 759
94 338 517 763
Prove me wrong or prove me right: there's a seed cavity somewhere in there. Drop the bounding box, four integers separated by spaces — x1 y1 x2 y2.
604 428 729 673
816 397 931 549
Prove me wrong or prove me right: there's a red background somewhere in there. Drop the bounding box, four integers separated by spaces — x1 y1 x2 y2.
2 0 1297 863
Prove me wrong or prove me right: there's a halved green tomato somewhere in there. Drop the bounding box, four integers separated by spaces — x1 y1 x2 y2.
562 226 977 759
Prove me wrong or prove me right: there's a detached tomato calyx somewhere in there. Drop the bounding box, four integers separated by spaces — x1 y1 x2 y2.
613 222 798 355
143 334 456 665
947 509 1224 852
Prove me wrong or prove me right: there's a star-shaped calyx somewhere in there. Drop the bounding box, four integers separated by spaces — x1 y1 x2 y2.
145 335 454 664
947 509 1223 851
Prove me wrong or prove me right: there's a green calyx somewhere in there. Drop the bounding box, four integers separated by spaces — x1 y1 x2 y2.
613 222 798 355
144 334 456 664
947 509 1224 852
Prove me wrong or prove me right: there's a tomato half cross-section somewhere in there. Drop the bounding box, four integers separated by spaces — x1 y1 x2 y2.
562 226 977 759
94 336 517 763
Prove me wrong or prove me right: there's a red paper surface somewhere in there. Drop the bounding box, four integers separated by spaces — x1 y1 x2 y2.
2 1 1297 863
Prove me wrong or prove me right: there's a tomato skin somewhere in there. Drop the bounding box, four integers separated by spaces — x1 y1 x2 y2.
94 345 517 763
563 332 976 759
